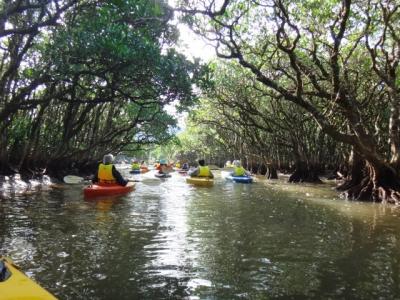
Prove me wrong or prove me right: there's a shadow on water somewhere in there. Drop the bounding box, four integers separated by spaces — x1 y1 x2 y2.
1 170 400 299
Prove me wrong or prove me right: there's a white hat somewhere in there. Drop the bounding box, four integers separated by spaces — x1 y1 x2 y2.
103 154 114 164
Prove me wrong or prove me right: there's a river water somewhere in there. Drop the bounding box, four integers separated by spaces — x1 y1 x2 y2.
1 168 400 299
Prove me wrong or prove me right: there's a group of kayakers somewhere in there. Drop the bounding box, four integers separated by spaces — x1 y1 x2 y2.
94 154 250 186
174 161 189 170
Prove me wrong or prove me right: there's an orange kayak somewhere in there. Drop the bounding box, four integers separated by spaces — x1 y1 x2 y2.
83 182 135 198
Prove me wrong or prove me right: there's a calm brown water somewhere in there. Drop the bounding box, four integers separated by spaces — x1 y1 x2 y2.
1 169 400 299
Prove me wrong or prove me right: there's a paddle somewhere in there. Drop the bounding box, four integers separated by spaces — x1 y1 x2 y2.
126 178 141 182
63 175 87 184
63 175 140 184
140 178 163 186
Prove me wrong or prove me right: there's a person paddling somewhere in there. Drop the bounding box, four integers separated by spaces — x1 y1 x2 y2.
189 159 214 178
181 161 189 170
231 160 251 177
140 160 147 168
93 154 128 186
131 159 140 171
157 159 173 174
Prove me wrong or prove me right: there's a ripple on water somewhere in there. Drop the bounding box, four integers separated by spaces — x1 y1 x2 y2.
93 273 107 280
187 278 213 290
56 251 70 258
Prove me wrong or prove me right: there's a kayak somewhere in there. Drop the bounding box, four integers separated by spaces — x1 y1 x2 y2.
226 175 253 183
83 182 135 198
130 169 141 174
0 257 57 300
178 170 188 175
186 177 214 187
155 173 171 178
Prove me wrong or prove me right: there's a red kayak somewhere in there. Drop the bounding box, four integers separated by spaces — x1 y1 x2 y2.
83 182 135 198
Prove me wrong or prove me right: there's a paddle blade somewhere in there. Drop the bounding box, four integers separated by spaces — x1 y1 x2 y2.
141 178 162 186
63 175 84 184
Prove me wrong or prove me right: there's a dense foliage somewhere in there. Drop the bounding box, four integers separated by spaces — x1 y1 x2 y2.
182 62 342 178
0 0 199 175
176 0 400 202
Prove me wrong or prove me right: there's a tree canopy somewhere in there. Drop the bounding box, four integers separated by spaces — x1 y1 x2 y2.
0 0 201 175
175 0 400 203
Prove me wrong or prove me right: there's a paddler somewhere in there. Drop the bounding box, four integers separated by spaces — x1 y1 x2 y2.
140 160 147 168
188 159 214 178
181 161 189 170
231 160 251 177
225 160 233 168
93 154 128 186
157 159 173 174
131 159 140 171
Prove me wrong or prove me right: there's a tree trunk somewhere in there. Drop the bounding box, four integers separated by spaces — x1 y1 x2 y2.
265 165 278 179
340 162 400 203
336 150 364 191
288 161 322 183
336 150 400 203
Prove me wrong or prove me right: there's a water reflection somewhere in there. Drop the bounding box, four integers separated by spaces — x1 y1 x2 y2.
1 172 400 299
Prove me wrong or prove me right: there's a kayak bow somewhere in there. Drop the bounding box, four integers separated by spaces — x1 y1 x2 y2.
226 175 253 183
83 182 135 198
155 173 171 178
186 177 214 187
0 257 57 300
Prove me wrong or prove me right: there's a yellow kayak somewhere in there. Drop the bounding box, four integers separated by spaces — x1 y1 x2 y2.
0 257 57 300
186 177 214 187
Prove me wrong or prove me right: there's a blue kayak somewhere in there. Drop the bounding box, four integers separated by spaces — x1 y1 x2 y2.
227 175 253 183
155 173 171 178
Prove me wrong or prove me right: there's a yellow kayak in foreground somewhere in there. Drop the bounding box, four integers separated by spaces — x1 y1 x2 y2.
186 177 214 187
0 257 57 300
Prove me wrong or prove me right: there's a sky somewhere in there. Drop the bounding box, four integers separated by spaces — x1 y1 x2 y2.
165 1 216 131
168 0 216 63
174 23 216 63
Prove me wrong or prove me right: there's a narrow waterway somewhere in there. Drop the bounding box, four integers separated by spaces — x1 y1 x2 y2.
1 168 400 299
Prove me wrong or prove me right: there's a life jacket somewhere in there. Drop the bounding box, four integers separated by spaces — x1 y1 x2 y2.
233 166 246 176
198 166 210 177
131 163 140 170
98 163 116 183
